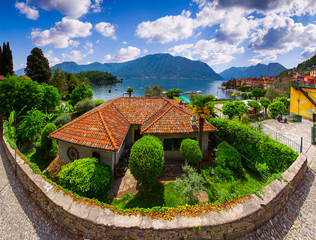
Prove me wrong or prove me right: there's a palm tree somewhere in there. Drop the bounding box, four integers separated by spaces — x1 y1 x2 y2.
126 87 134 97
190 94 215 150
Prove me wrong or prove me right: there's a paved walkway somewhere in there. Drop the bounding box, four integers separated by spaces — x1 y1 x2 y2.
0 119 315 239
242 119 316 239
0 143 80 240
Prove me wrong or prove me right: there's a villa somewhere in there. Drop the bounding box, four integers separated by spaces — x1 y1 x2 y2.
49 97 217 171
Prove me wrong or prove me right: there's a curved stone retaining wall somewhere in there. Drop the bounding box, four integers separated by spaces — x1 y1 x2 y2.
1 133 307 240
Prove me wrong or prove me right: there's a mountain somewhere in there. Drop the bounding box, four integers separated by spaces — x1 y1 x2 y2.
52 53 223 80
279 53 316 77
14 68 25 76
219 63 287 80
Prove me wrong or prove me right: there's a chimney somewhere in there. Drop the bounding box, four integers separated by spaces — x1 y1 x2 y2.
191 115 197 127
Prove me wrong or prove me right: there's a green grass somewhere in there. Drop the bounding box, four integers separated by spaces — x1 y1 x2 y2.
213 100 233 104
203 170 267 203
109 182 188 209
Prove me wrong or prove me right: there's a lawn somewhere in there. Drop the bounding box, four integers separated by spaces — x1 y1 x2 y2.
108 169 271 209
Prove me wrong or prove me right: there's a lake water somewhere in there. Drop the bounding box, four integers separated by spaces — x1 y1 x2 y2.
91 78 230 101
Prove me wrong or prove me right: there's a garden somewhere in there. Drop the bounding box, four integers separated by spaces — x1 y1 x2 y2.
0 70 298 218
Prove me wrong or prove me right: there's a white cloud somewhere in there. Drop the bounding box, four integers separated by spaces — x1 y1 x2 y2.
143 49 148 53
29 0 91 18
248 58 262 65
31 17 92 48
264 55 277 62
44 50 61 66
103 46 141 63
95 22 116 39
122 41 127 44
91 0 103 13
300 46 316 61
62 40 94 62
136 10 196 43
15 2 39 20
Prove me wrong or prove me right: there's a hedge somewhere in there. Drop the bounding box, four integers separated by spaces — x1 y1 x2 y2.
208 118 298 175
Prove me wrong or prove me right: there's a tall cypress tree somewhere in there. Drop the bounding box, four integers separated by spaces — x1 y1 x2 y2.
1 42 14 76
25 47 51 83
0 45 2 75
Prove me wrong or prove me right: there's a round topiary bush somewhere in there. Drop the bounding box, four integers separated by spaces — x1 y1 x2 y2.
53 113 72 128
180 139 202 164
73 99 95 118
57 157 113 199
129 135 164 191
214 141 245 180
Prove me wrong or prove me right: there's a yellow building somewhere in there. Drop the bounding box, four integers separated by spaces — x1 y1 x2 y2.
290 86 316 119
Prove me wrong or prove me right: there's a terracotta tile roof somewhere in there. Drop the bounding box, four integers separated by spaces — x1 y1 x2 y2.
49 97 217 151
304 76 314 80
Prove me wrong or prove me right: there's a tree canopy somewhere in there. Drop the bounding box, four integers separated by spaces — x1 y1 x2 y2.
144 85 164 97
25 47 51 84
166 89 183 99
75 71 119 84
69 83 93 106
0 42 13 76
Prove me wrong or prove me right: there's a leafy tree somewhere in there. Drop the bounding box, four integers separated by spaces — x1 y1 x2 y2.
40 85 61 112
0 76 44 116
165 89 183 99
214 141 245 180
273 97 288 108
73 99 95 118
205 101 217 118
247 92 253 99
25 47 51 84
259 97 271 114
69 83 93 106
17 109 46 143
264 87 286 101
144 85 164 97
180 139 202 164
129 135 164 191
251 87 265 101
174 164 206 204
247 100 262 114
49 68 68 98
0 42 13 76
94 100 105 106
241 92 248 100
231 92 237 100
36 123 58 162
222 102 237 119
53 113 72 128
65 72 80 94
126 87 134 97
58 158 113 199
190 94 215 150
234 101 248 121
268 101 287 119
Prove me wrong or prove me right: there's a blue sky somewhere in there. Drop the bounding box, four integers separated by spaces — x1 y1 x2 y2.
2 0 316 73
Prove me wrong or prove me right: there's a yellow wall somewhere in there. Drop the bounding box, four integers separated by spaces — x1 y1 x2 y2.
290 87 316 119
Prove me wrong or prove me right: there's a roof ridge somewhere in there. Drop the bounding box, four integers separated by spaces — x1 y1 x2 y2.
97 109 118 150
111 98 131 123
141 103 173 132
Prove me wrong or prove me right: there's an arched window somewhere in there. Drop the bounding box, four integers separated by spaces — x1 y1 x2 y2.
92 152 101 163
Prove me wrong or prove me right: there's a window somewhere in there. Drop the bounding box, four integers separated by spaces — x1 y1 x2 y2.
163 138 196 151
92 152 101 163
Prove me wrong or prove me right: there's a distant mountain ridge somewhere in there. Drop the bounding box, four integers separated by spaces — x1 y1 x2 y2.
51 53 223 80
219 63 287 80
279 53 316 77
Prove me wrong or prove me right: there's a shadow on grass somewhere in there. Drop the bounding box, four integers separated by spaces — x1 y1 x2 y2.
125 182 165 209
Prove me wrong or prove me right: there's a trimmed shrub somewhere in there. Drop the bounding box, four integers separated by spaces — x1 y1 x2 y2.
129 135 164 191
247 100 262 114
180 139 202 164
214 141 245 180
273 97 288 108
53 113 72 127
94 99 105 106
58 157 113 199
73 99 95 118
222 102 237 119
208 118 298 176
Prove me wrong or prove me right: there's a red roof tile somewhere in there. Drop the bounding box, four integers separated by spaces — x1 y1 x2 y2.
49 97 217 151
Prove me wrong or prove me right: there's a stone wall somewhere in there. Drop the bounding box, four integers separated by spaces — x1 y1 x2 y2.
1 133 308 240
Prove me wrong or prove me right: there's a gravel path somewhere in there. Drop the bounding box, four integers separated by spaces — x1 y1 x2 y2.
0 143 81 240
